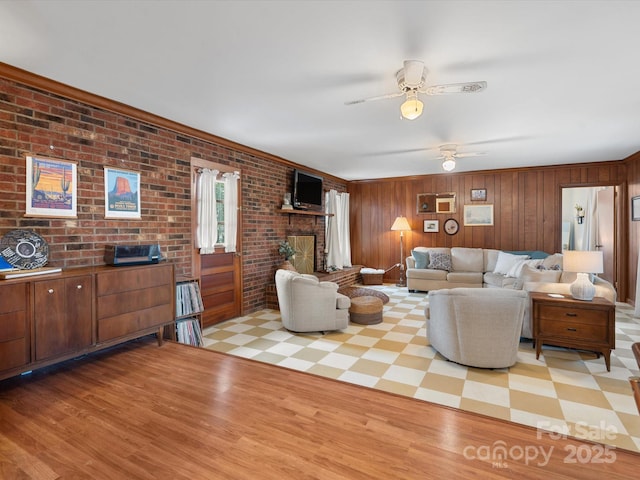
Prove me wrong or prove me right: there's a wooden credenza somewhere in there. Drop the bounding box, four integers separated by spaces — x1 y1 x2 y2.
0 262 175 381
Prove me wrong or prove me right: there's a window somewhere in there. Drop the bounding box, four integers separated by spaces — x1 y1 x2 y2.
215 181 225 244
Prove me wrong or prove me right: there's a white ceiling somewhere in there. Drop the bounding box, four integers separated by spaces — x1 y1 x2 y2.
1 0 640 180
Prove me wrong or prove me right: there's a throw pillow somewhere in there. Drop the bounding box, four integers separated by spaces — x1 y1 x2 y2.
428 252 452 272
514 263 562 289
411 249 429 269
506 258 543 278
493 251 530 276
541 253 563 270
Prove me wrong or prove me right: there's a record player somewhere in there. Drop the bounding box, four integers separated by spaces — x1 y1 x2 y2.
104 244 163 266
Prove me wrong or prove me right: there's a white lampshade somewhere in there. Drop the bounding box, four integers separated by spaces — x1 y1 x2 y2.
562 250 604 274
562 250 604 301
400 92 423 120
442 158 456 171
390 216 411 231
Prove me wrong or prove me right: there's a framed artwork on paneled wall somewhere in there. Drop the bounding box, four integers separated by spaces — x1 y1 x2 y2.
423 220 439 232
464 204 494 226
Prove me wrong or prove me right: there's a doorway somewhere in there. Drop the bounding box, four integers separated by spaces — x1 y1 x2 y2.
561 185 617 288
191 158 243 327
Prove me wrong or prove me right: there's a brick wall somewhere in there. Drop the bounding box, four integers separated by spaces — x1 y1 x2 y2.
0 77 347 313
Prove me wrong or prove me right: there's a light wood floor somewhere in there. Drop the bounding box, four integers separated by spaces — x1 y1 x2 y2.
0 337 637 479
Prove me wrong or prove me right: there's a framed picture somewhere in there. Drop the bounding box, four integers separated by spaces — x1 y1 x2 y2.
104 167 141 219
423 220 439 233
470 188 487 201
26 155 77 218
417 193 436 213
417 192 456 214
633 195 640 221
464 204 494 226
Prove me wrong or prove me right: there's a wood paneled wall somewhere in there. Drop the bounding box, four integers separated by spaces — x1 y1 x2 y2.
625 151 640 305
348 161 630 299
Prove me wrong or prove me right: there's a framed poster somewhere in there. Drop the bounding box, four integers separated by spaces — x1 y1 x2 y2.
464 204 494 226
470 188 487 201
423 220 439 232
26 156 77 218
104 167 141 219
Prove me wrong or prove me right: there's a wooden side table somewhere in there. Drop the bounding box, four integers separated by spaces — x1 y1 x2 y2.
531 292 615 371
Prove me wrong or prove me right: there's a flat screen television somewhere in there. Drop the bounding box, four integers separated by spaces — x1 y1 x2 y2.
293 170 323 211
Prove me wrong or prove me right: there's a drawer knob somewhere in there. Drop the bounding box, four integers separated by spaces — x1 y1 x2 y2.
565 312 577 317
48 288 54 294
76 284 82 289
567 327 577 332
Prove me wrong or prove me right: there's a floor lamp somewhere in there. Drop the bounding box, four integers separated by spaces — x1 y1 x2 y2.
391 216 411 287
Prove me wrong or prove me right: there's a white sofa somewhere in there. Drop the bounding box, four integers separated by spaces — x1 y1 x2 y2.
275 269 351 332
410 247 617 339
406 247 554 291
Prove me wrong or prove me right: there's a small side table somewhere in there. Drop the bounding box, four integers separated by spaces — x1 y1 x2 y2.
531 292 615 371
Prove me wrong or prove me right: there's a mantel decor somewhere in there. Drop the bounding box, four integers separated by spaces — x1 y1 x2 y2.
287 235 316 274
26 155 77 218
104 167 141 219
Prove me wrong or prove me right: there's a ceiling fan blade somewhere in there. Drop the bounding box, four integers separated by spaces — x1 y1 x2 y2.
422 81 487 95
456 152 487 158
344 91 404 105
403 60 425 86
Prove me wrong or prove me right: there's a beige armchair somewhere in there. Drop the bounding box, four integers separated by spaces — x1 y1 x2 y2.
426 288 528 368
275 269 350 332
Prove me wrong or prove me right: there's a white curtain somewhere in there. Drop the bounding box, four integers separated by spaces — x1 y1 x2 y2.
195 168 219 254
575 189 598 251
223 171 240 253
325 190 352 269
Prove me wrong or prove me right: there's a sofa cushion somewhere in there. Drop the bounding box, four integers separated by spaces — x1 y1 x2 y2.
506 258 543 278
447 271 483 285
541 253 563 270
514 264 562 289
483 249 501 273
407 268 448 280
484 271 518 288
411 249 429 269
429 252 452 272
493 251 529 275
451 247 484 272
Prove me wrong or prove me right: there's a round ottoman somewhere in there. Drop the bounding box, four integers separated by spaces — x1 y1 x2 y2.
349 295 383 325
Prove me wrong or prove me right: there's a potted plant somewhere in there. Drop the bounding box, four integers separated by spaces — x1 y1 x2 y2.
278 241 297 271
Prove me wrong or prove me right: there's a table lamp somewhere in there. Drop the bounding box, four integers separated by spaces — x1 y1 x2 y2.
562 250 604 301
390 216 411 287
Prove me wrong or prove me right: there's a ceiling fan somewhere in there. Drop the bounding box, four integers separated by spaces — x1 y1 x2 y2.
345 60 487 120
437 144 487 171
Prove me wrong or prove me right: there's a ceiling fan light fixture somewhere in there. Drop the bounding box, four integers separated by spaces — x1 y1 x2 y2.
442 158 456 172
400 91 423 120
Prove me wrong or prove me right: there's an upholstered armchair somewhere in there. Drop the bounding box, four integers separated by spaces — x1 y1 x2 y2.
425 288 528 368
275 269 350 332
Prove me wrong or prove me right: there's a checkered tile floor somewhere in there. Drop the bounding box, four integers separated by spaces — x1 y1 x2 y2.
203 285 640 452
